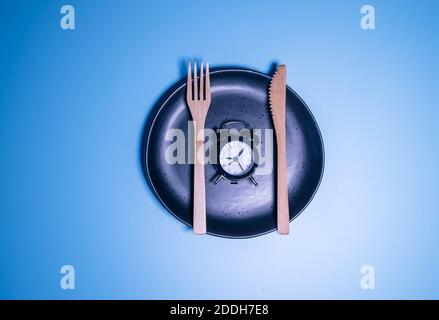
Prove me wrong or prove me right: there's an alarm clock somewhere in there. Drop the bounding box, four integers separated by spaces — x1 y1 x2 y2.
212 120 258 186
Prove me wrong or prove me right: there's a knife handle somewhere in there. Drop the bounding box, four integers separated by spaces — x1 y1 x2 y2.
276 127 290 235
193 129 206 234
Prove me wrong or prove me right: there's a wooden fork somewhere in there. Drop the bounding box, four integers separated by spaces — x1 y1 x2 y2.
186 62 211 234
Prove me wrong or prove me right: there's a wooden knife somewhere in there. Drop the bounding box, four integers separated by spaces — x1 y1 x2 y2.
269 65 290 235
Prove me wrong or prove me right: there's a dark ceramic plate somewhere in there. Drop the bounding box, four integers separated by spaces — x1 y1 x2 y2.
144 68 324 238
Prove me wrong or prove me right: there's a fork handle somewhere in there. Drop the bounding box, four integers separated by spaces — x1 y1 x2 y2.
276 127 290 234
193 131 206 234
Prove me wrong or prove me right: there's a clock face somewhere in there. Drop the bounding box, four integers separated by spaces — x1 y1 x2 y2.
219 140 254 176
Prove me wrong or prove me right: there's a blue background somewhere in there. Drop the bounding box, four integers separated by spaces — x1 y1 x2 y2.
1 0 438 299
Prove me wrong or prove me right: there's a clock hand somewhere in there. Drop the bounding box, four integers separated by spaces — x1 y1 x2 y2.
238 148 244 156
227 157 241 167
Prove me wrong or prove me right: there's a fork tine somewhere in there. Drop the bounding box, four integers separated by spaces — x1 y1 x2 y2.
200 62 204 100
193 62 198 100
187 63 192 101
205 62 211 101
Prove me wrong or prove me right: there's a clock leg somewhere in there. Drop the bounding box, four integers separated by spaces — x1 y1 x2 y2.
249 175 258 186
213 174 224 185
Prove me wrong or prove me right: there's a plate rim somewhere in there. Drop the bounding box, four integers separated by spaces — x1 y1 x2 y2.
144 67 325 238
